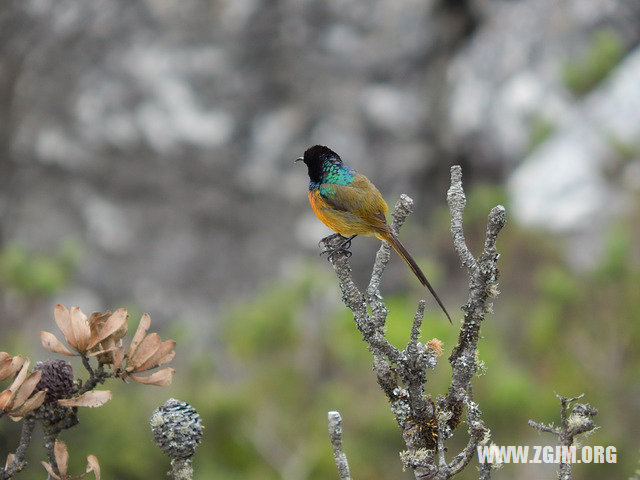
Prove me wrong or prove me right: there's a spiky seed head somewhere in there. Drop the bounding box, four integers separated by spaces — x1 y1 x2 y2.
34 360 74 402
150 398 203 459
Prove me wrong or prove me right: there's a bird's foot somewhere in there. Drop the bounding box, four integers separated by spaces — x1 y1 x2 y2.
318 233 343 249
339 235 355 250
323 246 353 260
319 234 356 260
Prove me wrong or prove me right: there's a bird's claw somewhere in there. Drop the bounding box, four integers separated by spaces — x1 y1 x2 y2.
319 234 356 261
319 233 342 249
340 237 354 250
320 246 353 260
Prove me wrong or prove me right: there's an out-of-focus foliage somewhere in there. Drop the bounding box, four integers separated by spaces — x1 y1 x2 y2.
562 29 625 96
1 186 639 479
0 242 80 296
605 132 640 163
222 269 410 479
527 115 556 154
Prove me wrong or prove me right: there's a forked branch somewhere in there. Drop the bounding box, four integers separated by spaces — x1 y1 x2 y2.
323 166 506 479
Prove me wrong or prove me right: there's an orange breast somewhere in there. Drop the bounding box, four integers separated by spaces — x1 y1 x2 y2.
308 190 376 236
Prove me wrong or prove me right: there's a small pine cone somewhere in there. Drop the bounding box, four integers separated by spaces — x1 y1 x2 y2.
150 399 203 459
35 360 74 402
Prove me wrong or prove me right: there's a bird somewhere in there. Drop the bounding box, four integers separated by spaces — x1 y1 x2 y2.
296 145 451 323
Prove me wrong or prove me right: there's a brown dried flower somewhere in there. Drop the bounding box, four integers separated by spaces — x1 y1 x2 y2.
0 358 46 419
119 314 175 386
0 353 26 381
40 305 175 387
58 390 112 408
87 310 128 365
40 305 128 357
41 439 100 480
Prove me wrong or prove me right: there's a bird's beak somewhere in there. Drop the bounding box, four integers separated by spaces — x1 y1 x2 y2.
294 156 303 163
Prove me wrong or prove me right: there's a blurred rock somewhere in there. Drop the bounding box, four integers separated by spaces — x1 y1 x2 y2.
508 45 640 267
360 85 426 138
446 0 640 166
1 0 638 327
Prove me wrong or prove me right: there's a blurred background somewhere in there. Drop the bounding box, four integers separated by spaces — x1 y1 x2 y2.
1 0 639 478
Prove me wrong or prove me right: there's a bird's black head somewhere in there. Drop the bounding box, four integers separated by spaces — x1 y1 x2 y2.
295 145 342 184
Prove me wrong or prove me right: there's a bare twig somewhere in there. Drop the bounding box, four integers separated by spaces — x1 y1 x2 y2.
1 418 35 479
425 166 504 479
366 194 414 329
407 300 426 355
527 421 559 436
324 166 505 480
43 430 59 478
443 166 505 424
445 397 488 477
37 402 80 479
323 166 505 479
478 461 492 480
446 167 478 272
328 411 352 480
529 393 598 480
77 356 111 395
321 197 409 363
169 458 194 480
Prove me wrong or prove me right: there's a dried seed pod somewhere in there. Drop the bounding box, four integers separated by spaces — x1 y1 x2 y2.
35 360 74 402
150 399 203 459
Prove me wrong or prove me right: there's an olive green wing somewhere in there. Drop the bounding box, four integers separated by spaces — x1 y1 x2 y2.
319 173 389 230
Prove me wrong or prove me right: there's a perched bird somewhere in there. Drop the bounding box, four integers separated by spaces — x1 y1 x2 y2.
296 145 451 323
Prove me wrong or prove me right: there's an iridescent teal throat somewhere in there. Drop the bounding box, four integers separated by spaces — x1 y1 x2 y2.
309 160 355 199
323 162 354 185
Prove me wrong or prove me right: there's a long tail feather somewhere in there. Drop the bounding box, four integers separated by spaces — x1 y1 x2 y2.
380 230 452 323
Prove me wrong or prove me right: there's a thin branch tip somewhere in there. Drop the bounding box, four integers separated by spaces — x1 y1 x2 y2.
529 393 598 480
450 165 462 182
328 410 352 480
398 193 414 208
488 205 506 228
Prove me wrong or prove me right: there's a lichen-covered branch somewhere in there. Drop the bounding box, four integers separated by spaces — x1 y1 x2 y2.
328 411 352 480
43 430 60 478
445 167 505 410
322 228 399 363
0 418 35 480
529 393 598 480
77 356 112 395
446 167 478 272
38 402 80 479
322 166 505 479
168 459 194 480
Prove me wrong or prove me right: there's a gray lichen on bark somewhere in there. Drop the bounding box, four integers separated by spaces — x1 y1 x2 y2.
327 411 351 480
323 166 506 479
529 393 598 480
